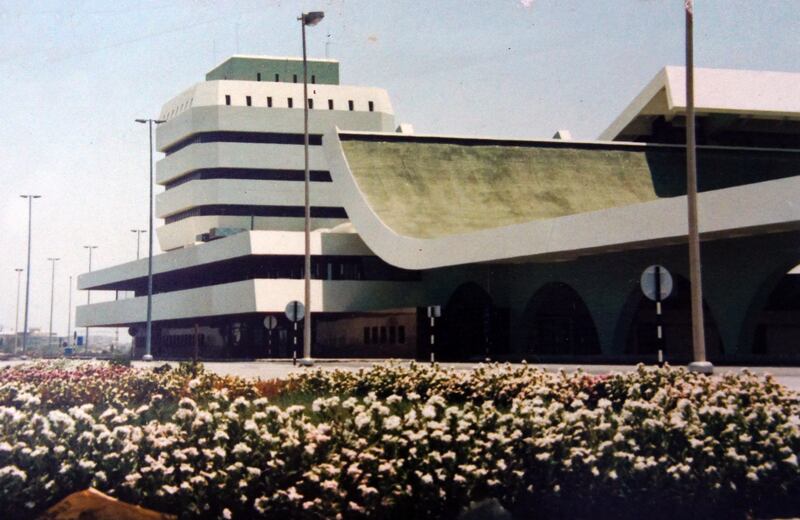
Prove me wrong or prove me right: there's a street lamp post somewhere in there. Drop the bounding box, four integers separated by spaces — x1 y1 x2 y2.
83 245 98 352
298 10 325 367
20 194 41 355
131 229 146 260
135 118 165 362
684 0 712 374
13 268 23 353
47 258 60 349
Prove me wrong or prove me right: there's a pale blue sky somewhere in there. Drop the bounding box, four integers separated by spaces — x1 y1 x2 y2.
1 0 798 337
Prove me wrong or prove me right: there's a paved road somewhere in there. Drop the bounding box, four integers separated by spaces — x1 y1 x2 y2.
1 359 799 392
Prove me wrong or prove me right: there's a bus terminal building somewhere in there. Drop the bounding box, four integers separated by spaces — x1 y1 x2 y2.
76 59 800 363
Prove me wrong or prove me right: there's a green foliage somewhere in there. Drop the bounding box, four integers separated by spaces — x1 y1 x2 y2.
0 362 797 519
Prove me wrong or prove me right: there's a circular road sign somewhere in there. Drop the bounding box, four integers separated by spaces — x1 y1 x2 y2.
640 264 674 302
285 300 305 322
263 316 278 330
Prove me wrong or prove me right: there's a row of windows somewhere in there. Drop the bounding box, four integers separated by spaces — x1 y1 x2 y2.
164 168 332 190
363 325 406 345
224 94 374 112
255 72 319 84
164 204 348 224
163 131 323 156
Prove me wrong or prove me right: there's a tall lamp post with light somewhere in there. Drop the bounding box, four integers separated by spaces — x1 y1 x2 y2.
131 229 146 260
20 194 41 355
298 10 324 367
135 118 165 361
47 257 60 349
83 245 97 352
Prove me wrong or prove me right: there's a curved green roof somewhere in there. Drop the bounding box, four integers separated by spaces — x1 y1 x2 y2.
340 137 800 240
341 140 662 239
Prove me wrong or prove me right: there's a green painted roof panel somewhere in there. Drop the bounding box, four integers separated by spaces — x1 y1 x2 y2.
340 138 800 239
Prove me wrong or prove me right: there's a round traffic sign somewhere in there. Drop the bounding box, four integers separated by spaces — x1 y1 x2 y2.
285 300 305 322
263 316 278 330
640 265 673 302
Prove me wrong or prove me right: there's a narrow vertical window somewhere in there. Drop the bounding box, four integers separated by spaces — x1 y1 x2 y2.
398 326 406 344
389 326 396 343
224 95 231 106
257 73 261 81
275 73 279 82
364 327 370 345
368 101 374 112
246 96 252 106
267 96 273 108
311 74 316 84
287 97 293 108
380 327 387 344
371 327 378 343
293 74 298 83
348 100 354 111
307 98 314 109
328 99 334 110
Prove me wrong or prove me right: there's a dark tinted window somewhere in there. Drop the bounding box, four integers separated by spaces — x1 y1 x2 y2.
368 101 374 112
225 95 231 106
288 98 293 108
246 96 252 106
348 100 354 111
328 99 334 110
267 97 272 108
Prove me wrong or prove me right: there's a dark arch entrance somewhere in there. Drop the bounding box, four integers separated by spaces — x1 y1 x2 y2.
751 264 800 357
622 274 723 360
439 283 508 361
522 282 601 357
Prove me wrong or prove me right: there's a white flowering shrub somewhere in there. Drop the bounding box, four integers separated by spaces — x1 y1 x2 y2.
0 362 797 519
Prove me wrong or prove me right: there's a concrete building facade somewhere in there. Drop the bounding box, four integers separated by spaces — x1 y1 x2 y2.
76 60 800 363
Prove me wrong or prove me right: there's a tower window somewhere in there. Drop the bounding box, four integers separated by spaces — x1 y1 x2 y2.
380 326 387 344
246 96 252 106
257 73 261 81
371 327 378 343
328 99 334 110
275 73 279 82
311 75 316 84
307 98 314 109
225 95 231 106
287 97 293 108
267 96 273 108
389 326 396 343
348 100 354 111
398 326 406 344
363 327 370 345
368 101 374 112
293 74 298 83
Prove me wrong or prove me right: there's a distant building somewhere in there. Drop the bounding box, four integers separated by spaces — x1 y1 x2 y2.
77 61 800 362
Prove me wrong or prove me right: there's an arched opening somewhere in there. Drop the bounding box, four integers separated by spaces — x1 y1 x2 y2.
751 263 800 356
623 274 723 360
523 282 601 356
439 282 507 361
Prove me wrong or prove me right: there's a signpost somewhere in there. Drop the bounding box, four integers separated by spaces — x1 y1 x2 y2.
263 315 278 357
640 265 673 365
427 305 441 363
285 301 305 365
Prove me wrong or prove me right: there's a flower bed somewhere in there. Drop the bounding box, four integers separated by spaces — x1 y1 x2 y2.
0 362 798 519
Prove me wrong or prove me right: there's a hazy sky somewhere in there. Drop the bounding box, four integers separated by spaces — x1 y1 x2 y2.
1 0 799 337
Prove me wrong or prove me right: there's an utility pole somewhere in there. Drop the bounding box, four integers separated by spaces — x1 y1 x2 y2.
47 258 60 349
135 118 165 361
83 245 98 352
67 275 72 346
20 194 41 355
298 10 325 367
14 268 22 353
684 0 712 374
